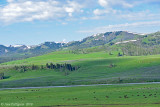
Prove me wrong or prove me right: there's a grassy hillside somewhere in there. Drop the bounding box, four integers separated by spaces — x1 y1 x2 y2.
1 31 160 64
1 50 160 88
2 51 118 65
1 83 160 107
0 31 146 64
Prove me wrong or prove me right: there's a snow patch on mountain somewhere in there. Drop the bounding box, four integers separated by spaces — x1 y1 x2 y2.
5 49 9 53
126 31 146 35
11 45 24 47
92 33 101 37
115 40 137 45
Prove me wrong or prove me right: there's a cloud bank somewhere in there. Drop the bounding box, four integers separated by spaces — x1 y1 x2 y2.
0 0 159 25
0 0 84 23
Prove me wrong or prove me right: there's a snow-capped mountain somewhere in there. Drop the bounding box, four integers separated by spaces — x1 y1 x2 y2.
0 31 142 55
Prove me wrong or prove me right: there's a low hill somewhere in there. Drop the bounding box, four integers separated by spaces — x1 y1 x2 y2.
1 50 160 88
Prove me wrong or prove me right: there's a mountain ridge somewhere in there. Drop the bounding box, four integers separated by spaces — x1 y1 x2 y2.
1 30 160 63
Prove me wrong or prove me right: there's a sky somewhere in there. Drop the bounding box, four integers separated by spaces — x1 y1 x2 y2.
0 0 160 45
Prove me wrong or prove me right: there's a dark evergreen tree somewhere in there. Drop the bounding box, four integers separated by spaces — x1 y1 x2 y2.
50 63 54 69
46 63 50 69
56 64 61 69
0 73 4 80
118 52 122 56
31 64 35 70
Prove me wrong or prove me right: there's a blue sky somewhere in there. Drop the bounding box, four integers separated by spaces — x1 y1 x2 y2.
0 0 160 45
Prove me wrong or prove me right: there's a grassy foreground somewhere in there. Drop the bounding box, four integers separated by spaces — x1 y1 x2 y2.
1 83 160 107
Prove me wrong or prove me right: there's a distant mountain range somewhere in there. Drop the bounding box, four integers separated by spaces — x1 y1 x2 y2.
1 31 160 63
0 42 64 55
0 31 139 55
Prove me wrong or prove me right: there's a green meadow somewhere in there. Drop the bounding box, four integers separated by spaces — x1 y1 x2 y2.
1 51 160 88
1 83 160 107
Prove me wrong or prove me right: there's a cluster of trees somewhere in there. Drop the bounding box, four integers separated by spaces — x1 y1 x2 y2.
0 72 4 80
46 63 79 71
14 65 29 72
14 63 80 73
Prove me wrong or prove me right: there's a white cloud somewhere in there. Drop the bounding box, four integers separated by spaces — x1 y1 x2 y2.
119 11 160 21
93 0 134 17
64 1 84 17
78 21 160 33
65 7 74 13
0 0 160 24
93 9 108 15
0 0 84 23
98 0 108 7
93 8 117 16
65 7 74 17
98 0 134 8
94 0 160 20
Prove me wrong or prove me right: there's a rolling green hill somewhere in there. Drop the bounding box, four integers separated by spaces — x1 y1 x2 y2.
1 31 160 64
1 31 160 88
0 31 146 63
1 50 160 88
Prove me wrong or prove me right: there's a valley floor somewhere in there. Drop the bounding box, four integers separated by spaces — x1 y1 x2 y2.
0 83 160 107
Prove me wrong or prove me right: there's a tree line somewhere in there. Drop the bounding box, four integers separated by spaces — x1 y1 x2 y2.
14 63 80 73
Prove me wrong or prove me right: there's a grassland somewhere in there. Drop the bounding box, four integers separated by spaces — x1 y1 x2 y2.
1 50 160 107
1 83 160 107
1 51 160 88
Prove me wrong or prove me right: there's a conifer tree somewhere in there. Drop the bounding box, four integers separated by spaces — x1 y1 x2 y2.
0 73 4 80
